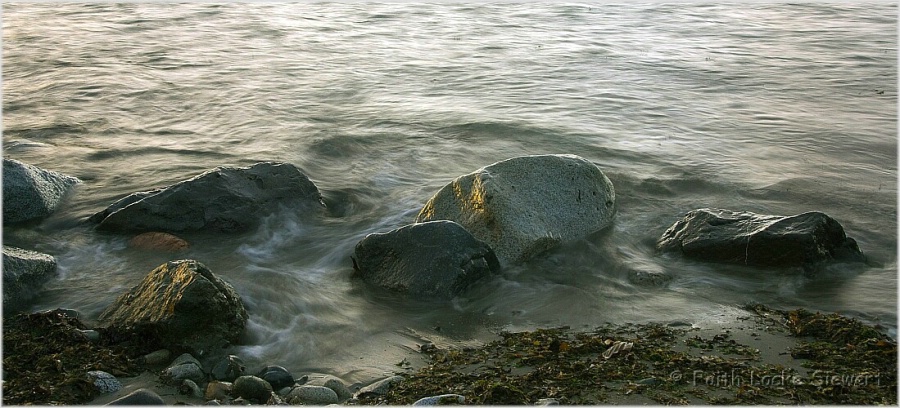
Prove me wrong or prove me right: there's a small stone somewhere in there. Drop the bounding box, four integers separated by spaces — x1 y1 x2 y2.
169 353 202 368
412 394 465 405
162 362 204 384
287 385 339 405
205 381 233 401
87 371 121 394
535 398 560 405
180 379 204 398
255 365 293 390
106 388 165 405
142 349 172 366
211 355 245 382
420 342 437 353
305 375 352 402
233 375 273 403
355 375 404 397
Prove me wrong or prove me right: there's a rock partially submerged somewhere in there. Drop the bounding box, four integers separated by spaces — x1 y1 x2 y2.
352 221 500 299
416 154 616 267
90 162 325 233
99 260 248 355
657 208 865 269
2 246 58 311
3 158 81 224
128 232 190 252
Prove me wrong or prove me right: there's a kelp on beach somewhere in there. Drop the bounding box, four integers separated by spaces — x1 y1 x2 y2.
359 305 897 405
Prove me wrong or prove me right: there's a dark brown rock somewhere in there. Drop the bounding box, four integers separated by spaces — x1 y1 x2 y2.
128 232 190 252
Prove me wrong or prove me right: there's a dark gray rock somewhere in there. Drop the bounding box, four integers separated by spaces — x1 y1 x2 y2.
212 355 246 382
657 208 866 269
2 246 58 311
415 154 616 267
99 260 248 355
3 158 81 224
91 161 325 233
256 365 294 390
106 388 165 405
352 220 500 299
233 375 273 403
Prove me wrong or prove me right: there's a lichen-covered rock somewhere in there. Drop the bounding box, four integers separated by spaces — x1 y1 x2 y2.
3 158 81 224
205 381 233 401
87 371 121 394
90 162 325 233
352 221 500 299
2 246 58 311
416 154 616 267
99 260 247 355
128 232 190 252
233 375 273 403
657 208 866 269
287 385 339 405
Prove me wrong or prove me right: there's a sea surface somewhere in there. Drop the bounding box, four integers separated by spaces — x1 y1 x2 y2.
3 3 897 383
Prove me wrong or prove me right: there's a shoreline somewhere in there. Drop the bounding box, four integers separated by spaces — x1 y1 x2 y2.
2 304 895 405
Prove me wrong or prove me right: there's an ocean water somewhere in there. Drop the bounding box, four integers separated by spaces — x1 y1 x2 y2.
3 3 896 383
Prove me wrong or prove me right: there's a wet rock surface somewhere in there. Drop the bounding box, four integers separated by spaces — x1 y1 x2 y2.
657 208 866 270
352 220 501 299
98 260 248 355
91 161 325 233
416 154 616 267
3 158 81 224
2 245 58 311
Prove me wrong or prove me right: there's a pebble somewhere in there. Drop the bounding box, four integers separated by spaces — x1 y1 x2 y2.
287 385 339 405
180 379 204 398
412 394 465 405
142 349 172 366
170 353 202 368
255 365 293 390
205 380 233 401
306 375 352 401
106 388 165 405
233 375 273 403
162 362 204 384
87 371 121 394
535 398 560 405
211 355 245 382
355 375 404 397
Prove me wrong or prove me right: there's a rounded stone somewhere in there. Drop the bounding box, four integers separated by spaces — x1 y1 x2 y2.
256 365 293 390
87 370 121 394
205 381 233 401
211 355 245 382
287 385 339 405
162 362 204 384
233 375 273 403
416 154 616 267
412 394 465 405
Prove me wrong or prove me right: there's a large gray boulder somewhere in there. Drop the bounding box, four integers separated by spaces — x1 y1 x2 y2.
2 246 58 311
90 162 325 233
415 154 616 267
3 158 81 224
352 220 500 299
99 260 248 354
657 208 866 269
